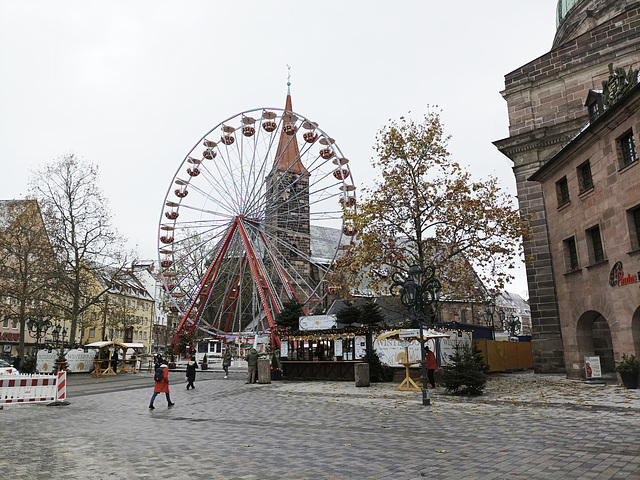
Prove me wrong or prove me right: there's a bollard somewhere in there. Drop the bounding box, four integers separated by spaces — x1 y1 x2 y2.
257 358 271 384
354 362 370 387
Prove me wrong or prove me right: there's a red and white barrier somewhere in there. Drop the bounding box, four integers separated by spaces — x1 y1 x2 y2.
0 371 68 406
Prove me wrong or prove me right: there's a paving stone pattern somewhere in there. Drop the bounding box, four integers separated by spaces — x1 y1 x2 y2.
1 371 639 480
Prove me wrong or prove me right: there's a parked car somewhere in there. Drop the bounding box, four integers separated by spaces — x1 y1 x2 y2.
0 359 18 374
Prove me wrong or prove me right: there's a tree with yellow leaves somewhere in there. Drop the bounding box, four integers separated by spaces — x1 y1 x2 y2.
335 111 530 302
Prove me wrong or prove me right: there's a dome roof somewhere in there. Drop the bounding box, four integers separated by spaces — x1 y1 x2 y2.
557 0 581 26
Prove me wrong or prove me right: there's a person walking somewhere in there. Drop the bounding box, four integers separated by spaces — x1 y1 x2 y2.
222 348 232 379
12 355 21 371
425 345 438 389
112 350 119 374
154 353 164 369
245 347 258 384
149 363 175 409
185 355 198 390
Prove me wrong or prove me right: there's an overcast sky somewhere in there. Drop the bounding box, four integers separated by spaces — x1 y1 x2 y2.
0 1 559 299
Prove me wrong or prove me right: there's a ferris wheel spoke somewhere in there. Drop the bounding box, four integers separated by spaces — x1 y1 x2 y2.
182 170 239 214
217 134 247 211
257 226 331 292
246 113 281 203
196 159 246 214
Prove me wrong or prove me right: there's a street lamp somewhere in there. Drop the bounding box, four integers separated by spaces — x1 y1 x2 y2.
51 323 68 350
102 294 109 341
27 312 52 354
391 264 441 406
498 308 506 331
482 300 496 339
505 313 521 337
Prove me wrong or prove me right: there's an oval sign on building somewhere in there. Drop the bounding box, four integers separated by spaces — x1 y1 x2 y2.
299 315 337 331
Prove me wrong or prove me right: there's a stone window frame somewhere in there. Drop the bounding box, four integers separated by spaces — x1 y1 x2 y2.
588 101 600 121
556 176 570 207
577 160 594 194
585 224 605 265
618 129 638 169
627 205 640 252
563 236 580 272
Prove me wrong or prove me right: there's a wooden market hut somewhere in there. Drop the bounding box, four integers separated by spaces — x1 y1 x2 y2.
85 341 145 376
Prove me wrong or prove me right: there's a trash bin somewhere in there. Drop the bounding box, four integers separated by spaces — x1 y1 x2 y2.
354 362 370 387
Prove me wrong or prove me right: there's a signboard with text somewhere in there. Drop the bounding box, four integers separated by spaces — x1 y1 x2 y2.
584 356 602 378
299 315 337 331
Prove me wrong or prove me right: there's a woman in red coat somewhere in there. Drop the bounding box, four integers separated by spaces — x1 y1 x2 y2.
425 346 438 389
149 363 175 409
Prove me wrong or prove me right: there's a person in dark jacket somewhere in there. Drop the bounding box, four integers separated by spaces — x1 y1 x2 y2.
425 346 438 388
245 348 259 384
149 363 174 409
185 355 198 390
111 350 119 373
222 348 232 379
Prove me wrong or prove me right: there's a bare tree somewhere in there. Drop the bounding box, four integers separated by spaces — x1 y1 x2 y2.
0 200 58 358
29 154 130 345
106 295 138 341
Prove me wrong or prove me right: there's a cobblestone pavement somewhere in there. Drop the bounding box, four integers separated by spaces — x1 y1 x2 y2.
1 371 639 480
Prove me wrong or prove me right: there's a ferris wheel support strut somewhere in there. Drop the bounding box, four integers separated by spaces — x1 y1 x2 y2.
221 256 249 333
172 220 239 346
235 216 279 330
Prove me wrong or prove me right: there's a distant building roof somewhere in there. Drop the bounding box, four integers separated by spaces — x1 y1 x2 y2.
309 225 351 265
94 266 154 301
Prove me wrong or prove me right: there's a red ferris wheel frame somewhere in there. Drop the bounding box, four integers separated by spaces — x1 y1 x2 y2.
171 215 303 347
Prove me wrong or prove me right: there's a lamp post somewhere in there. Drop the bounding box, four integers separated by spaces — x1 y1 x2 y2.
391 264 441 406
27 312 52 354
505 313 521 337
102 294 109 341
498 308 506 332
51 323 68 350
482 300 496 340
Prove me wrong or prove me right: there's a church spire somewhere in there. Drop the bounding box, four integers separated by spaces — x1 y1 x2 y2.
274 69 305 174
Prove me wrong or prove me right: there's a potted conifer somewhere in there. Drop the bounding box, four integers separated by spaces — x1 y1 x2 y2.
616 354 639 389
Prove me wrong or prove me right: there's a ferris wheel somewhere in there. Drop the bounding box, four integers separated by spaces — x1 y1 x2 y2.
158 103 357 341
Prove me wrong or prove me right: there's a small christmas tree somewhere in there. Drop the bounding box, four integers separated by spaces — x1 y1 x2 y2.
361 345 392 382
336 301 361 325
441 341 489 396
275 299 304 330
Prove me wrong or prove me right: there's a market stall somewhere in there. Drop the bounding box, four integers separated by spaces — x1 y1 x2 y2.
85 341 145 376
277 324 383 380
376 329 450 392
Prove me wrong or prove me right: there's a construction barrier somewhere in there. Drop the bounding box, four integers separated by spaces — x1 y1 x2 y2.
474 340 533 372
0 371 68 406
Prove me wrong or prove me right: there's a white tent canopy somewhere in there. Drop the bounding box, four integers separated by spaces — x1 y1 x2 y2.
85 341 145 349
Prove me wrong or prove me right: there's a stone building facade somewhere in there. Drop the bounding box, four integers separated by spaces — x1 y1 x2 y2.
530 77 640 378
494 0 640 375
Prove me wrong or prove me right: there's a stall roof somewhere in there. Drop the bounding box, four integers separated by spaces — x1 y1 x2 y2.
85 341 145 349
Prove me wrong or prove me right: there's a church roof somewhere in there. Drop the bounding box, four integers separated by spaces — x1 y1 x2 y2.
273 88 306 174
309 225 351 265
